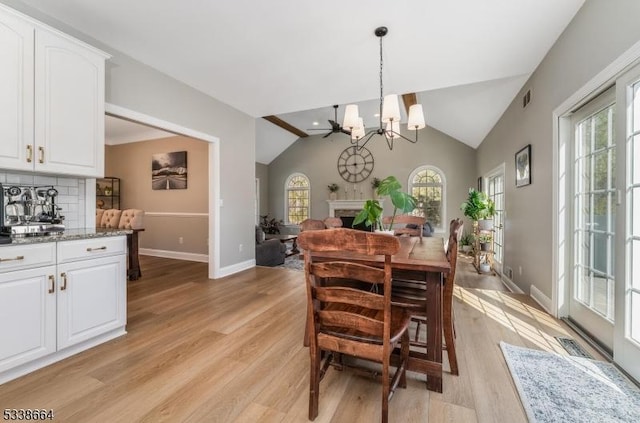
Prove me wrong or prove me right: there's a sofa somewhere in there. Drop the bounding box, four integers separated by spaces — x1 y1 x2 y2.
255 226 286 266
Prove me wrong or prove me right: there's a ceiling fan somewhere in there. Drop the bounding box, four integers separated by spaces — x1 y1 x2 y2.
307 105 352 138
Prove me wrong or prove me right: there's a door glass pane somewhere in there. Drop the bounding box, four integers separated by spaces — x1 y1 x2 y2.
634 135 640 185
633 83 640 131
633 240 640 290
632 291 640 344
573 103 615 322
635 188 640 238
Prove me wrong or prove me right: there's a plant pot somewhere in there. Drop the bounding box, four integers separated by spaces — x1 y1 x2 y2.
461 245 472 253
374 230 395 236
329 192 338 201
478 219 493 230
480 242 491 252
479 263 491 273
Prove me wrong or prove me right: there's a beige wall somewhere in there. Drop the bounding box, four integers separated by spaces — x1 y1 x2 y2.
476 0 640 296
268 126 477 235
105 136 209 254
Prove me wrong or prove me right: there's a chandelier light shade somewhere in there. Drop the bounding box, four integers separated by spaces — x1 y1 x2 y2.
343 26 426 150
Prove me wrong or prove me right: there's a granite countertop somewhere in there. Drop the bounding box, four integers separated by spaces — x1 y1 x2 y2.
2 228 131 245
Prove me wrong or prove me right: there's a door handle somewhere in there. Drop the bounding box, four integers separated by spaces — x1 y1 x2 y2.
48 275 55 294
86 246 107 252
38 146 44 164
27 145 33 163
60 272 67 291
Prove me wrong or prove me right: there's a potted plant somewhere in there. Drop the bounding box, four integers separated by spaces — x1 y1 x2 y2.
460 232 473 253
353 176 417 233
478 233 492 251
460 188 495 229
327 183 339 200
259 215 283 234
479 256 491 273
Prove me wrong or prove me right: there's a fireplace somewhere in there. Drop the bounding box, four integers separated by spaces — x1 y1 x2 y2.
327 199 384 231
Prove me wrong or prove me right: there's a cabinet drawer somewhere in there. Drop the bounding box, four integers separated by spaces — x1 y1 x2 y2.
57 236 126 263
0 243 56 273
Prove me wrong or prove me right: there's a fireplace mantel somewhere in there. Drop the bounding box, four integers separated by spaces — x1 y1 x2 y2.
327 199 384 217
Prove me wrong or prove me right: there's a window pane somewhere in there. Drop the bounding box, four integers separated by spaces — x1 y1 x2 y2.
634 188 640 238
633 241 640 290
575 266 590 304
592 275 608 316
634 135 640 185
594 151 608 190
633 82 640 131
594 106 612 150
631 291 640 344
579 119 592 156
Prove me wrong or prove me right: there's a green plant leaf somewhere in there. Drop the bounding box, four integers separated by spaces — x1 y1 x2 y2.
390 190 417 213
376 176 402 196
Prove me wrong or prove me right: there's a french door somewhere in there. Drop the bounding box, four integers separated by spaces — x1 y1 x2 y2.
569 88 616 350
486 166 505 274
613 65 640 380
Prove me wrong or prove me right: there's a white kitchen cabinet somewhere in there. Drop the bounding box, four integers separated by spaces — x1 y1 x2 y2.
0 235 127 384
0 4 109 177
0 9 34 171
0 244 56 373
57 255 126 349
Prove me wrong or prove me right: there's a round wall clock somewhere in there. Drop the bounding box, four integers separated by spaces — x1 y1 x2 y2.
337 146 375 183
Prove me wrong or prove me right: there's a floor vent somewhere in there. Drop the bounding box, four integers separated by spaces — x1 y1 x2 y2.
555 336 593 359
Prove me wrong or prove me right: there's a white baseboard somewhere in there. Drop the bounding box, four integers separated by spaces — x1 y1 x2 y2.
500 274 524 294
139 248 208 263
530 284 553 314
215 259 255 278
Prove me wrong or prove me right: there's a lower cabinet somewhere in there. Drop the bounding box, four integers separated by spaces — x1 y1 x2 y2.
57 255 126 349
0 265 56 373
0 236 127 384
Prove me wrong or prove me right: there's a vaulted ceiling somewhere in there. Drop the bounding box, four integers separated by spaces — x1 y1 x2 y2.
18 0 585 163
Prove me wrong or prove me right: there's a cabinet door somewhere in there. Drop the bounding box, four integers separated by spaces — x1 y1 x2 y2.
34 28 105 177
0 266 56 373
0 10 34 171
57 255 126 349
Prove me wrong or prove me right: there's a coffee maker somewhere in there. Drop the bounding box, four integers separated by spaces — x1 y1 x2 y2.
1 183 65 236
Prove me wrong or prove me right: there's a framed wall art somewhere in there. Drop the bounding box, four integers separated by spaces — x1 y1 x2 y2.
152 151 188 190
515 144 531 187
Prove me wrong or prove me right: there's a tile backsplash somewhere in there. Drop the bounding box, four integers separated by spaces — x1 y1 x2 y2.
0 171 87 229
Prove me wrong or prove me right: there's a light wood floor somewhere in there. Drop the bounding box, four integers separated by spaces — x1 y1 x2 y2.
0 255 603 422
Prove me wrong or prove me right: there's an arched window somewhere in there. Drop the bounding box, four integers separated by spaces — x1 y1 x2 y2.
408 166 446 232
285 173 310 224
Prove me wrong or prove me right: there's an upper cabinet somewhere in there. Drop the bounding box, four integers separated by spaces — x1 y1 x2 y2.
0 5 110 178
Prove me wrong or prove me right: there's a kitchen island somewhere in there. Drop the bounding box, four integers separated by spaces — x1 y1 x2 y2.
0 228 129 384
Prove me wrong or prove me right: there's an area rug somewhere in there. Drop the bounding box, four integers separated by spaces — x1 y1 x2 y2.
500 341 640 423
277 254 303 271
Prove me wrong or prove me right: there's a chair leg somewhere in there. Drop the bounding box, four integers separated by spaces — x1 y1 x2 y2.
400 331 409 389
382 356 390 423
309 346 321 420
414 319 421 342
443 318 458 376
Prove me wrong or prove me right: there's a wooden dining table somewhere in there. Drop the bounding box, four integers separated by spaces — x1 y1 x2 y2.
307 235 450 392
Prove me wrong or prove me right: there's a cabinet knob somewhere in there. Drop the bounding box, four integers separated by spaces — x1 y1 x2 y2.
48 275 55 294
60 272 67 291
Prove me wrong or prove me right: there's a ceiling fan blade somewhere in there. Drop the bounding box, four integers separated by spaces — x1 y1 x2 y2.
307 128 331 131
322 132 332 138
341 128 352 136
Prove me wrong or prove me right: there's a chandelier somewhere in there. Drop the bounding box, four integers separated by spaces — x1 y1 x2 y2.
342 26 425 150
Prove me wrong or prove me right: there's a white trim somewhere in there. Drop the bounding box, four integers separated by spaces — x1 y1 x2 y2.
553 39 640 319
140 248 208 263
217 259 256 278
145 212 208 217
501 274 525 294
105 103 222 279
530 284 553 315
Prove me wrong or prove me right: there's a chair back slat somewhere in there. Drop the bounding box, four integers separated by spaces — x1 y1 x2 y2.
315 286 385 310
317 310 384 338
311 262 385 285
298 228 400 255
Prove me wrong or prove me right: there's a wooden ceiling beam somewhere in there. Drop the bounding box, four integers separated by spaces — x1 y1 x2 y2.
262 116 309 138
401 93 418 115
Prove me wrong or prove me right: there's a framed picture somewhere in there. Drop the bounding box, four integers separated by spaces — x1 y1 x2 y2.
152 151 188 190
515 144 531 187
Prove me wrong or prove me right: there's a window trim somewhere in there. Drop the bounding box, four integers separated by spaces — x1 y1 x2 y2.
284 172 311 225
408 165 446 233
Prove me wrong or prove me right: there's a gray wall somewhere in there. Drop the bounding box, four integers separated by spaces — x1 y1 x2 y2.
255 163 269 217
2 0 257 270
268 126 477 234
476 0 640 296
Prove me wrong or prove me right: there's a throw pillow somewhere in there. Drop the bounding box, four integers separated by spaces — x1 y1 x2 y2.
255 226 265 244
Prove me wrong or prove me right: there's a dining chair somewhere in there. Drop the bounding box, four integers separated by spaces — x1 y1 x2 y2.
298 228 411 423
299 218 326 232
381 214 426 240
392 218 463 375
322 216 343 228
